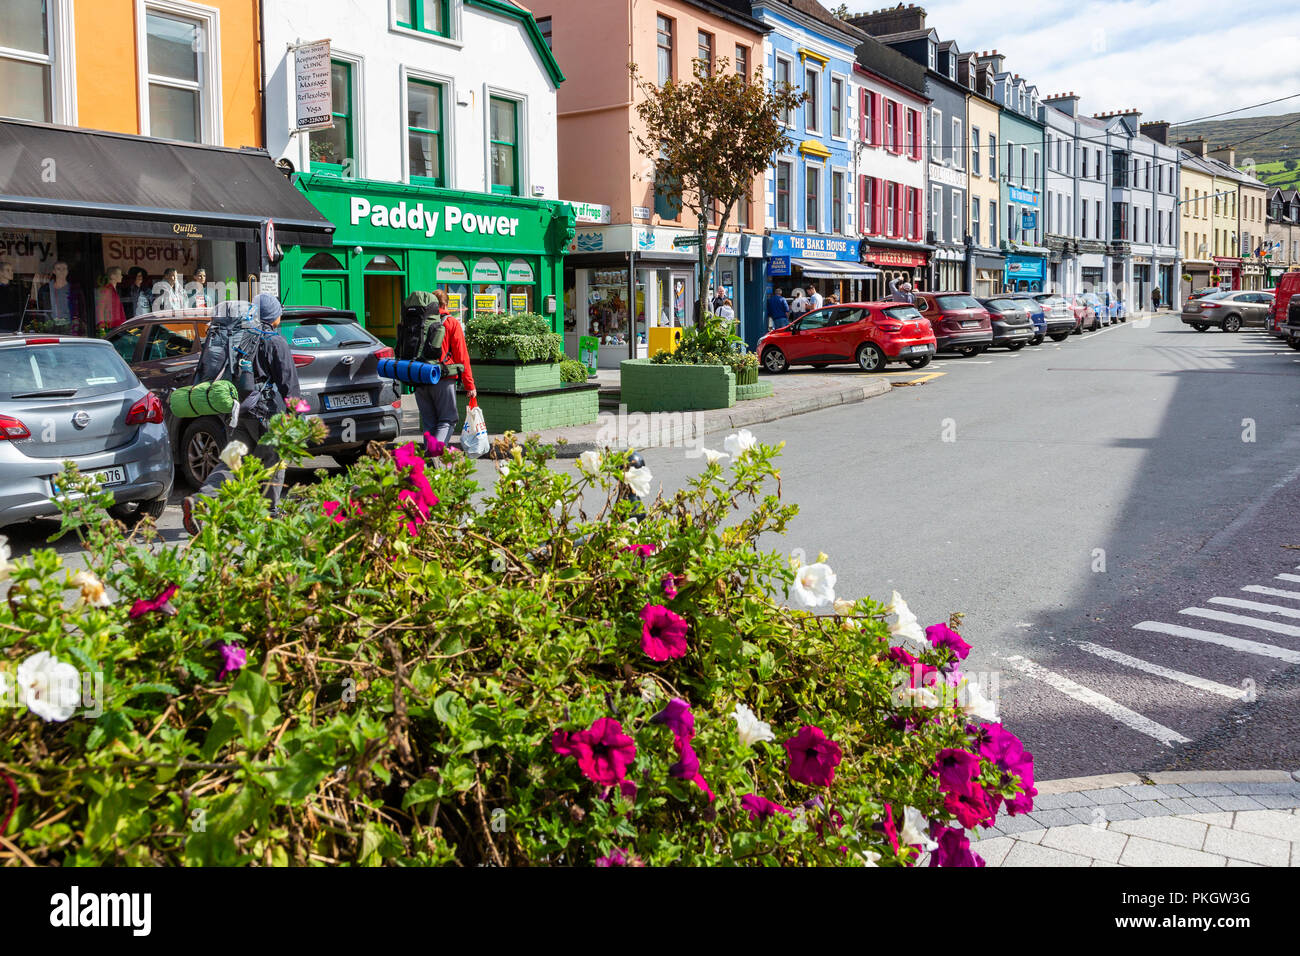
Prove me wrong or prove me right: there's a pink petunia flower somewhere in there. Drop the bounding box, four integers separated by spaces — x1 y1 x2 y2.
423 433 448 457
322 499 363 523
650 697 695 744
292 398 310 414
881 803 900 855
783 725 843 787
661 573 679 599
128 584 178 619
668 740 715 802
926 623 972 661
217 643 246 681
943 782 997 829
975 722 1037 815
639 603 688 661
931 748 982 792
928 826 986 868
552 717 637 786
621 544 657 559
594 848 643 867
740 793 794 822
395 441 425 478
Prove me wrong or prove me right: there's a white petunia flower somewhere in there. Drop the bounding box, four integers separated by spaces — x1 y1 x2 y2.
833 598 856 616
901 806 939 851
888 590 927 650
16 651 81 722
700 447 729 466
723 429 757 458
577 450 602 473
219 440 249 471
789 562 836 609
72 570 112 608
858 847 881 867
732 703 775 747
895 685 940 709
959 681 999 721
624 465 652 498
0 535 12 583
639 676 659 703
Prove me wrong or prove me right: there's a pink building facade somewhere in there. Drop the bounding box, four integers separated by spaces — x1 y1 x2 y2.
533 0 768 366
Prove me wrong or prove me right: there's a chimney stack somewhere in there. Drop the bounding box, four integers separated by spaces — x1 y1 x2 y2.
1208 144 1237 167
1141 120 1170 145
847 3 927 37
1179 137 1209 158
1045 92 1080 117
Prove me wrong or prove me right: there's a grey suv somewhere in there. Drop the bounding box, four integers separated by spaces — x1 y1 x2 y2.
0 335 173 529
1181 290 1273 332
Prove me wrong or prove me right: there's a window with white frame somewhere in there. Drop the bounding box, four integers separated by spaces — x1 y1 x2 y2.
775 55 793 125
971 126 980 175
138 3 220 144
830 76 844 138
988 131 996 179
930 107 941 156
805 162 821 231
1020 146 1027 187
804 64 821 133
0 0 70 123
832 169 845 233
952 188 963 241
931 184 942 237
928 43 936 70
952 118 962 168
971 196 980 243
988 199 996 246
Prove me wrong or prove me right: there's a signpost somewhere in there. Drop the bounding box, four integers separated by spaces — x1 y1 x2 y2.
672 235 701 249
294 40 333 133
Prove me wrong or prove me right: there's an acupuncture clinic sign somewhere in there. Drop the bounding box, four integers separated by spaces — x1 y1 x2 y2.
294 40 333 132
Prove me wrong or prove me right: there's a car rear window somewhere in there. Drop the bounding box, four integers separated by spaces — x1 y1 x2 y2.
280 319 375 350
987 299 1020 311
1201 291 1228 301
936 294 980 310
882 306 923 321
0 343 134 400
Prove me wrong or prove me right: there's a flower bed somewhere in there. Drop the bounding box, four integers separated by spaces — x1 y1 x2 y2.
0 417 1034 866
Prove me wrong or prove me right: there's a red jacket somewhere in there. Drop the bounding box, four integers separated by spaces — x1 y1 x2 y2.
439 311 475 393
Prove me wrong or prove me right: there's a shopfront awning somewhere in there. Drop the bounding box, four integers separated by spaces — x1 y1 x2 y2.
794 259 881 280
0 119 333 245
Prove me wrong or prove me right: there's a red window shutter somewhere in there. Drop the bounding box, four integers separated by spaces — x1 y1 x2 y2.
859 89 868 143
910 111 921 160
871 92 882 148
911 187 921 239
873 177 884 237
895 184 906 237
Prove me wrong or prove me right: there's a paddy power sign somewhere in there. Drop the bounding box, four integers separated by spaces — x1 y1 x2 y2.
348 197 522 239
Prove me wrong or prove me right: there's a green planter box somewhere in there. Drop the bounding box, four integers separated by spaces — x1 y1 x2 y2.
619 359 735 412
733 367 759 386
735 381 774 401
457 383 600 434
470 359 563 392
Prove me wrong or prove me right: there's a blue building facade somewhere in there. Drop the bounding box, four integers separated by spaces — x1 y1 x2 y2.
987 64 1047 291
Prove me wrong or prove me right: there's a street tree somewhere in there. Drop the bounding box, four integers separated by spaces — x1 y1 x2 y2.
631 57 806 325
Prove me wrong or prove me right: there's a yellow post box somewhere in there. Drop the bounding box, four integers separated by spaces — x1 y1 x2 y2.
648 325 683 357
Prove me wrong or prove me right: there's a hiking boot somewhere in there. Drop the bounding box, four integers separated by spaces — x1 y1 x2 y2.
181 496 200 535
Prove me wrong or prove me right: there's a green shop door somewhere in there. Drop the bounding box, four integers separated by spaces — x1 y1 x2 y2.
363 254 405 343
299 250 349 310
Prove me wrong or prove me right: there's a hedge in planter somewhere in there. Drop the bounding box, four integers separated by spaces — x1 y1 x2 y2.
621 357 735 412
0 417 1034 866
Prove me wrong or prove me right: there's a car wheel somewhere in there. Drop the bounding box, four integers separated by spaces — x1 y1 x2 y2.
332 448 368 469
1222 315 1242 332
1049 332 1070 342
761 347 789 373
955 345 982 357
1030 335 1044 345
1191 322 1209 332
903 355 931 370
1289 339 1300 352
856 343 887 372
110 495 168 525
180 419 224 488
1007 341 1026 351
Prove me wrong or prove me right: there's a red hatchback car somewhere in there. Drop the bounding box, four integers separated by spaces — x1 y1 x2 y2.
912 291 994 356
759 302 937 373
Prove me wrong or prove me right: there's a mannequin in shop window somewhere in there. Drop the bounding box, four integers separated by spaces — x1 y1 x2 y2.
34 261 88 335
125 267 150 318
0 261 29 332
95 267 126 333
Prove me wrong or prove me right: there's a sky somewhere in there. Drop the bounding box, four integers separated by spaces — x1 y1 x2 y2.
885 0 1300 146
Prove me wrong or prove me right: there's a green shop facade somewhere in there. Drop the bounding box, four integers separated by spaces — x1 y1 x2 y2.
281 174 576 342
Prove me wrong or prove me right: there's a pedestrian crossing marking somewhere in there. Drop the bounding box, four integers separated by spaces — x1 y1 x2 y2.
1004 655 1191 746
1179 607 1300 638
1274 573 1300 583
1077 642 1247 700
1208 596 1300 620
1134 621 1300 663
1241 585 1300 601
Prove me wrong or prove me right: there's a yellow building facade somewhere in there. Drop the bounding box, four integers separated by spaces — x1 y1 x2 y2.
1178 154 1215 296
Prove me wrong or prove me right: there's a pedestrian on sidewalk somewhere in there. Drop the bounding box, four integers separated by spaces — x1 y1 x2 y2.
767 286 789 330
1151 285 1161 312
717 298 735 321
182 294 300 534
789 287 809 317
889 278 916 304
412 288 476 448
808 286 824 310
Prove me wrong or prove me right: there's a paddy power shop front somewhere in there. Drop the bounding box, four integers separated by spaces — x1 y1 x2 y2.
280 175 575 342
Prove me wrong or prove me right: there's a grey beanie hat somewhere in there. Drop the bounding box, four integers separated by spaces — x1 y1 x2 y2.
251 292 284 325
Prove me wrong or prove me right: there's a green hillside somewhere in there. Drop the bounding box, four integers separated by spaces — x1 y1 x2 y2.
1173 111 1300 187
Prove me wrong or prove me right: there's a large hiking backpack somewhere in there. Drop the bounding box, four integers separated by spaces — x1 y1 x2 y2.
169 301 265 419
396 291 462 378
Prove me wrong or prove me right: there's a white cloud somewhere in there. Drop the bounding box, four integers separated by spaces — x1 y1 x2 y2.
910 0 1300 130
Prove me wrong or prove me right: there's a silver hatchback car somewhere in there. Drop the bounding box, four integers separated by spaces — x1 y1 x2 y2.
0 335 173 529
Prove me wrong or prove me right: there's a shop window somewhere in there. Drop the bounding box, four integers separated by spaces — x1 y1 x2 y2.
311 61 356 175
142 6 215 143
407 79 445 186
0 0 54 122
489 96 520 196
365 255 402 271
304 252 345 271
588 269 631 344
656 15 673 87
396 0 451 38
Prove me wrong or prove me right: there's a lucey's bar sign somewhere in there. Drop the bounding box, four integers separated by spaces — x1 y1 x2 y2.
861 245 927 268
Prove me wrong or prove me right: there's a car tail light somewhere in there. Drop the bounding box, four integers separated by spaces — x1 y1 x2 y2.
126 391 165 425
1201 302 1220 309
375 347 394 360
293 353 316 367
877 321 903 332
0 415 31 440
24 338 58 345
391 399 402 408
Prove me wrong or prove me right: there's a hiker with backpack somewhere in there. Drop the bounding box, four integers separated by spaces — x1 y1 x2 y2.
181 293 300 534
398 289 475 447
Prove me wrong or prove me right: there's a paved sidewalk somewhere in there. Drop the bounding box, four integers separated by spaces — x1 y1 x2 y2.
397 370 894 456
972 771 1300 866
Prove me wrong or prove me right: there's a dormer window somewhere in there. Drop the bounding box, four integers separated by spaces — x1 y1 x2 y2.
1003 86 1010 105
948 59 955 80
928 43 936 70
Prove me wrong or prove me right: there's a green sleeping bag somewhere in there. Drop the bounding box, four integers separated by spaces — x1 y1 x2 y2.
169 380 238 418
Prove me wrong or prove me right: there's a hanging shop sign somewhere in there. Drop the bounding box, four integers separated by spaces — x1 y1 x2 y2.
101 234 199 272
1005 254 1046 280
436 255 468 282
860 244 928 268
706 233 742 256
768 232 859 262
565 201 611 225
294 40 334 132
767 255 791 276
1008 186 1039 207
472 257 504 282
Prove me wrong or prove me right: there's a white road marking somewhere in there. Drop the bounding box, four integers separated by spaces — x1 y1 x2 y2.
1078 642 1247 700
1208 596 1300 619
1241 585 1300 601
1003 655 1190 746
1134 621 1300 663
1275 573 1300 583
1179 607 1300 637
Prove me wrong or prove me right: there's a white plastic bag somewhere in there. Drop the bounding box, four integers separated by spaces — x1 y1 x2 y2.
462 404 489 456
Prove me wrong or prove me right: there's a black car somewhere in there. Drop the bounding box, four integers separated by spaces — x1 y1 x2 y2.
975 298 1036 350
107 306 402 486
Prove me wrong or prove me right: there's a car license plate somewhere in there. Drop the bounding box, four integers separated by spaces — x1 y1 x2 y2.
909 345 929 353
323 392 370 410
51 465 127 495
960 320 978 328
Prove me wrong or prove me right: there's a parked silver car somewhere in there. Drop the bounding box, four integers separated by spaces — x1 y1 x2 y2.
1181 290 1273 332
0 335 173 529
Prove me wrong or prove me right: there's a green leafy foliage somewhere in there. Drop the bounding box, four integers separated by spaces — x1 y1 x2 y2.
463 312 563 363
650 312 757 379
560 358 590 383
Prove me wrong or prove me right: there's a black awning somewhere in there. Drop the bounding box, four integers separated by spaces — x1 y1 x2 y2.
0 120 333 245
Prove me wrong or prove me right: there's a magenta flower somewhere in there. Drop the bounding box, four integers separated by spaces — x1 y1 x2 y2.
595 848 643 867
741 793 794 822
782 725 843 787
975 722 1037 815
650 697 695 743
926 623 972 661
881 803 900 854
928 826 986 868
662 573 679 599
292 398 310 414
931 748 982 792
603 779 638 804
668 740 715 802
217 643 246 681
552 717 637 786
943 782 997 829
640 603 688 661
128 583 178 619
423 433 448 457
395 440 424 475
622 544 657 559
322 499 363 523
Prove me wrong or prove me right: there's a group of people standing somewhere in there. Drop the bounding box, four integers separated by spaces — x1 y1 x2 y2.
0 261 212 334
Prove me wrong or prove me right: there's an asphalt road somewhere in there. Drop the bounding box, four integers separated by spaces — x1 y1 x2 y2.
9 312 1300 780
